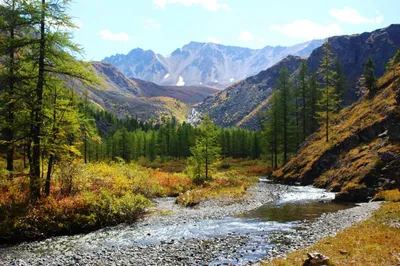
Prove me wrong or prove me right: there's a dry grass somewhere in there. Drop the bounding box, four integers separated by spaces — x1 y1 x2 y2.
375 189 400 202
265 202 400 266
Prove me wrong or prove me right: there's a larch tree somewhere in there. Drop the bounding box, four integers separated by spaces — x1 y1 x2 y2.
25 0 98 200
307 73 319 134
317 42 340 143
277 67 294 164
363 56 376 93
298 61 308 142
187 114 221 184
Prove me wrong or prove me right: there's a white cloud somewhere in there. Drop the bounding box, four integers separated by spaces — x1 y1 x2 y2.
269 19 343 40
239 31 254 42
208 37 221 43
153 0 230 11
99 29 131 41
329 6 384 24
144 18 161 30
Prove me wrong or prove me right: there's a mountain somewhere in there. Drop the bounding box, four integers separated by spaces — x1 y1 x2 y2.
72 62 216 123
194 55 305 129
273 54 400 202
195 24 400 129
102 40 324 88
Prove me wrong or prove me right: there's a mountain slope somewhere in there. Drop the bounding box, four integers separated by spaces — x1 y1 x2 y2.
103 40 323 88
72 62 194 122
129 77 218 103
196 24 400 129
195 55 305 128
307 24 400 103
273 58 400 202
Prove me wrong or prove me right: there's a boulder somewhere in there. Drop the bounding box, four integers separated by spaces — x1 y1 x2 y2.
303 252 330 266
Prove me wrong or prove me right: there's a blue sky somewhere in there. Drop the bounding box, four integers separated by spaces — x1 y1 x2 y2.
69 0 400 61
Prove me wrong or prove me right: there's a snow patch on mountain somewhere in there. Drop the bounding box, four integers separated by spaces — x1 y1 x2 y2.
176 76 185 86
103 40 324 88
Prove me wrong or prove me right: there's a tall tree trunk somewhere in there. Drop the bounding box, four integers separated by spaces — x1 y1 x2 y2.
30 0 46 202
302 83 306 141
325 87 329 142
6 0 16 178
44 154 54 196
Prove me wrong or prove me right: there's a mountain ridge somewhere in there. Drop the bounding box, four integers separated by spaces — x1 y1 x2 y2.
102 39 324 88
196 24 400 129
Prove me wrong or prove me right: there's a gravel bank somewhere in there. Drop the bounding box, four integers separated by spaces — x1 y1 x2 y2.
0 183 381 266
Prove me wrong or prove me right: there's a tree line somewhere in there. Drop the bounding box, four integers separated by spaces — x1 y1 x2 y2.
83 110 263 163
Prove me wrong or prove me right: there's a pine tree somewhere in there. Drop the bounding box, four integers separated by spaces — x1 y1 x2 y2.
317 42 340 142
264 91 281 168
308 73 319 134
24 0 98 200
0 0 36 177
187 114 221 184
277 67 294 164
363 56 376 93
333 57 345 108
298 61 308 142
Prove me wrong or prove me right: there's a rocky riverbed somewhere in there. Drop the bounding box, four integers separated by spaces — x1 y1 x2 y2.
0 183 381 266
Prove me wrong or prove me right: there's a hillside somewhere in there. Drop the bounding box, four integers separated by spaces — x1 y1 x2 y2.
103 40 323 88
195 55 305 128
129 77 218 103
273 59 400 202
196 24 400 129
71 62 191 122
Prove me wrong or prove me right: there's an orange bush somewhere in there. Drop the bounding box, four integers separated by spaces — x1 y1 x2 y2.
247 165 273 175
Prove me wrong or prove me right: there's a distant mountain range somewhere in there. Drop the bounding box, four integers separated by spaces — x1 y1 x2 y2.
102 40 324 88
195 24 400 129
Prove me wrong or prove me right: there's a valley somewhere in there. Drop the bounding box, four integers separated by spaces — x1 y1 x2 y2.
1 1 400 265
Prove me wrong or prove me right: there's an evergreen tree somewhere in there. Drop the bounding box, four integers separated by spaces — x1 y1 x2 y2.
363 56 376 92
308 73 319 134
333 57 345 107
298 61 308 141
317 42 340 142
264 91 281 168
277 67 294 164
187 115 221 184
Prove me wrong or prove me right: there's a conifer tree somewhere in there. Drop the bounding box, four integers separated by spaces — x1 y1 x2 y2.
298 61 308 141
277 67 294 164
333 57 345 107
308 73 319 134
187 115 221 184
317 42 340 142
363 56 376 92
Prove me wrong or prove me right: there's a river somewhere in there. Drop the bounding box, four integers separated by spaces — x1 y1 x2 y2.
0 183 380 265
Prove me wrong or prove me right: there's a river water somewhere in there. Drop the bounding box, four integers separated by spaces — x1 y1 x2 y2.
0 185 356 265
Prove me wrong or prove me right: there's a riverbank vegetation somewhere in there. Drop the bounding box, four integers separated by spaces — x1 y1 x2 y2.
0 157 266 243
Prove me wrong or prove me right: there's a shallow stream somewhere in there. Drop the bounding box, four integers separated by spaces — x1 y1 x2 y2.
0 185 357 265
